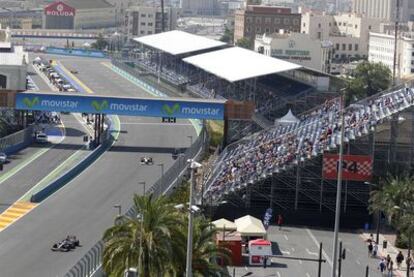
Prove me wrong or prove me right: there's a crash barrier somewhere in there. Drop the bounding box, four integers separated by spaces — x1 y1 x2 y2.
45 47 106 58
64 126 209 277
0 125 34 155
30 116 115 203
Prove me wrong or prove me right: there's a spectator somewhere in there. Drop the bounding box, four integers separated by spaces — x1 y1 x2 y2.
368 242 373 257
379 258 386 274
396 251 404 269
277 214 283 230
373 242 378 257
387 260 393 277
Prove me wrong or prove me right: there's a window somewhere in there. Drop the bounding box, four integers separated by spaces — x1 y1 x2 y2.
275 18 280 24
247 17 252 23
148 22 153 26
336 43 340 50
355 24 358 29
318 23 321 28
284 18 290 24
256 17 261 24
303 22 306 27
141 22 146 26
329 23 331 27
148 31 152 34
355 44 359 51
348 44 352 51
265 17 271 24
148 14 153 18
265 28 270 33
339 22 342 26
317 32 321 39
368 25 372 30
141 14 146 17
293 19 299 25
256 27 261 32
342 44 346 51
140 30 145 34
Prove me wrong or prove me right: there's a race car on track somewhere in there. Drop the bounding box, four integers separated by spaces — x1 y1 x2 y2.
140 156 153 165
51 236 80 252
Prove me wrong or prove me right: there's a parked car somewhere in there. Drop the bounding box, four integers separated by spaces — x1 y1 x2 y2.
0 152 7 164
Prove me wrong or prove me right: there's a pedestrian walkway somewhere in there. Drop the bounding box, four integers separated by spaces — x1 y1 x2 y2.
362 232 413 276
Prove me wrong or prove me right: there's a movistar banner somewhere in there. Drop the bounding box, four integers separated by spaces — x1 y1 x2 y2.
15 93 225 120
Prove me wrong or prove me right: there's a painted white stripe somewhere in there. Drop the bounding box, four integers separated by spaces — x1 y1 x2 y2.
306 228 333 267
284 234 289 240
306 248 319 256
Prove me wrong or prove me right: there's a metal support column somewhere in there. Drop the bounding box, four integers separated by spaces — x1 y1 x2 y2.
294 160 301 210
270 175 275 210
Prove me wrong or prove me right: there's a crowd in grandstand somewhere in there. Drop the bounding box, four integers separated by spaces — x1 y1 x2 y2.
34 111 60 124
205 86 414 199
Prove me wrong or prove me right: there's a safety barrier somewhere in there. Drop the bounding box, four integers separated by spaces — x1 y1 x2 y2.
64 126 208 277
30 116 116 203
0 126 34 155
46 47 106 58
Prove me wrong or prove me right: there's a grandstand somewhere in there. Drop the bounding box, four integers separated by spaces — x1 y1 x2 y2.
113 30 409 227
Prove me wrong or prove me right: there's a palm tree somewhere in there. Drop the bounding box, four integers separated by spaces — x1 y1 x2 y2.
369 175 414 247
103 194 183 277
169 216 230 277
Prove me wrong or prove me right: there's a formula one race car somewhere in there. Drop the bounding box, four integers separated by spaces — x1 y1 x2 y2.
140 156 153 165
51 235 80 252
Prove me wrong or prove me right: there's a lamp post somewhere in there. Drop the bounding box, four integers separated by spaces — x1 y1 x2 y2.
185 159 202 277
138 181 146 277
331 92 346 277
157 163 164 188
113 204 121 216
365 181 381 244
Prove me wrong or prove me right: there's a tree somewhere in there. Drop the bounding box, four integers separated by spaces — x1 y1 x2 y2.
103 194 182 276
369 175 414 247
220 27 233 44
91 33 108 50
345 61 392 102
236 37 252 49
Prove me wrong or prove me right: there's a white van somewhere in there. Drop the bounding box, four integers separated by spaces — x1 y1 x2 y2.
36 133 48 143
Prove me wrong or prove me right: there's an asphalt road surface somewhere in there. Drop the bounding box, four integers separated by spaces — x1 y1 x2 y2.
0 57 197 276
232 226 386 277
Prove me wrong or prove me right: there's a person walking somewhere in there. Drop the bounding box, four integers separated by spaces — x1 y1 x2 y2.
396 251 404 269
387 260 394 277
386 254 391 268
277 214 283 230
368 242 373 257
379 258 386 275
373 242 379 257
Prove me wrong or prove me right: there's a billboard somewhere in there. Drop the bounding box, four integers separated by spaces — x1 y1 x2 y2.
44 2 75 16
15 93 225 120
322 154 373 181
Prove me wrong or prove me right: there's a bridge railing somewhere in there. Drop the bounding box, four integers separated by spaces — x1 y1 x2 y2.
64 126 208 277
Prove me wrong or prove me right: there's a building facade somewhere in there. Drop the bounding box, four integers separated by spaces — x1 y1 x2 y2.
352 0 411 22
181 0 220 16
301 12 383 60
368 31 414 80
234 5 301 46
254 32 333 72
124 5 177 40
43 0 116 30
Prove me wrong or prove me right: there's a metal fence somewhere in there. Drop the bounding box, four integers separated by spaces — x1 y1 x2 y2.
0 125 34 153
64 127 208 277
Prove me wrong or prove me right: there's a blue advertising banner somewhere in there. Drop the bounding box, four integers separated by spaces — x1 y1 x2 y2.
15 93 225 120
263 208 273 229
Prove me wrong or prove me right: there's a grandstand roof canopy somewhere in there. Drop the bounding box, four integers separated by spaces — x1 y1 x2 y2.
133 30 226 56
183 47 302 82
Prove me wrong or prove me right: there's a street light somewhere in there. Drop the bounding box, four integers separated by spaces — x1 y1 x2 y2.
365 181 381 244
137 181 146 277
113 204 121 216
185 159 202 277
157 163 164 187
331 91 346 277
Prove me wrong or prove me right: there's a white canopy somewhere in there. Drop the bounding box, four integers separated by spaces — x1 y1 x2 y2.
134 30 226 56
183 47 302 83
234 215 266 237
212 218 237 230
276 109 300 125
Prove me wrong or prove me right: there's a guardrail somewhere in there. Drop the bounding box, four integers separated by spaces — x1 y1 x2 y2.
64 126 208 277
0 125 34 155
30 116 114 203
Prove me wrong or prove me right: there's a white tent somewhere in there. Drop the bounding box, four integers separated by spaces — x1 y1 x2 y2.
276 109 300 125
212 218 237 230
34 56 42 62
234 215 266 237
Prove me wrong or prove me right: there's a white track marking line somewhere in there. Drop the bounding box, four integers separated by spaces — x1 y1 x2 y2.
306 228 333 267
